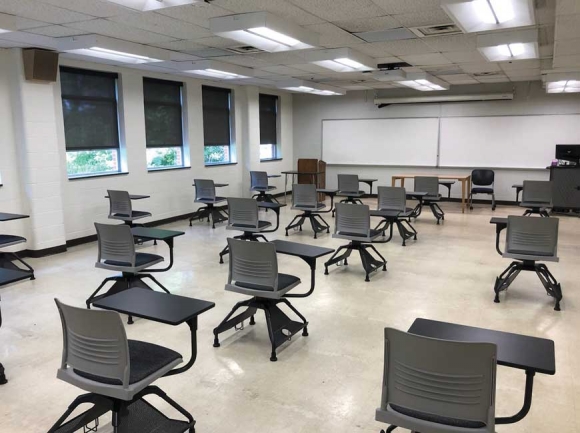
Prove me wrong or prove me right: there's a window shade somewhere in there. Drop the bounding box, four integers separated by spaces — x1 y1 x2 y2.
202 86 231 147
60 67 120 151
259 94 278 145
144 78 183 148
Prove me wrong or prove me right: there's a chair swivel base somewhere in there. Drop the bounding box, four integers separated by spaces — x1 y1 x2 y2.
219 232 269 264
213 297 308 362
86 273 170 323
494 260 563 311
0 362 7 385
426 202 445 224
0 252 35 281
523 208 550 218
189 205 228 229
47 386 195 433
252 191 279 204
285 212 330 239
375 218 417 247
324 241 387 282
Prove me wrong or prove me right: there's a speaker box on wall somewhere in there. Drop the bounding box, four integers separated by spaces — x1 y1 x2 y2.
22 49 59 82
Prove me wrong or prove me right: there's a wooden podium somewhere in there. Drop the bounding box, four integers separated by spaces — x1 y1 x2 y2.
297 159 326 200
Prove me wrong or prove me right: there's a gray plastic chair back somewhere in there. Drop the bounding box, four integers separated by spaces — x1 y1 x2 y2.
108 190 132 217
338 174 360 193
292 184 318 208
228 197 259 228
414 177 439 196
506 215 559 258
335 203 370 236
95 223 136 267
250 171 269 189
379 328 496 432
55 299 130 387
194 179 216 201
377 187 406 212
227 238 278 291
522 180 552 204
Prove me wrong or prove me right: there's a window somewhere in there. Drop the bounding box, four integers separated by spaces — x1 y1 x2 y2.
259 94 279 161
202 85 233 165
60 67 121 177
144 77 185 170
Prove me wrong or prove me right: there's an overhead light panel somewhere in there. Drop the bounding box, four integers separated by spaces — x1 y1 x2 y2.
441 0 535 33
397 73 450 91
477 29 538 62
58 35 168 64
276 79 345 96
543 73 580 94
106 0 200 11
210 12 319 52
176 60 254 80
0 13 17 33
304 48 375 72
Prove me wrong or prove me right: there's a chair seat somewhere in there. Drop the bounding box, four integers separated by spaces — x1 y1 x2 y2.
229 220 271 231
111 210 152 220
472 187 494 194
337 190 364 197
0 234 27 248
196 197 226 204
293 203 326 211
253 186 276 192
389 404 487 429
519 201 551 208
507 248 554 257
423 194 441 201
74 340 181 385
104 252 164 268
235 273 300 292
226 273 301 299
339 229 382 238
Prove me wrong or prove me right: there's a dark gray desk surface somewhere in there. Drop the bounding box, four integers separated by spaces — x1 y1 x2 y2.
192 183 228 188
131 227 185 241
258 202 287 210
272 240 334 259
513 184 523 188
268 174 281 178
359 178 378 182
0 213 29 222
439 180 456 185
282 171 323 175
0 268 33 287
317 188 339 194
490 217 508 225
94 288 215 326
104 194 150 200
409 318 555 375
407 191 428 197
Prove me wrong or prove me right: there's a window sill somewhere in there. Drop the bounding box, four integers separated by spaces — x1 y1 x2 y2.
260 158 283 163
148 166 191 173
68 171 129 181
204 162 238 167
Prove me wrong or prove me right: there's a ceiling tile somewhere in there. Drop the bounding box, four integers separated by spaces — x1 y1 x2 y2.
367 82 398 89
108 11 212 39
67 19 177 44
358 39 435 56
39 0 126 18
304 23 366 48
555 14 580 40
374 56 403 64
187 48 233 57
475 75 511 83
156 3 236 28
556 0 580 16
553 53 580 68
259 65 309 75
0 0 94 24
438 73 476 82
289 63 338 74
288 0 386 22
461 63 502 73
15 17 51 30
25 25 88 37
499 59 541 71
536 1 556 25
370 0 443 14
422 34 478 53
509 75 541 82
342 84 373 90
400 52 453 66
218 55 274 68
504 68 541 77
554 37 580 56
213 0 325 25
443 50 486 63
392 9 454 28
195 36 242 48
333 15 401 33
252 51 309 66
151 40 207 52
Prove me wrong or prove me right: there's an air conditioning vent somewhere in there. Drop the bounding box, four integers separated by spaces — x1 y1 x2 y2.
473 71 503 77
410 24 463 38
227 45 265 54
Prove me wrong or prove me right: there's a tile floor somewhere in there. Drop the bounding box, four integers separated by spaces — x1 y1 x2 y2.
1 199 579 432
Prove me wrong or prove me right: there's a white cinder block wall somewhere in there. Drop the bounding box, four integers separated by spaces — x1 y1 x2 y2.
0 48 293 251
292 82 580 201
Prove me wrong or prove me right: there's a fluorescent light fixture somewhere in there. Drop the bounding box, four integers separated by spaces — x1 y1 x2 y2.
57 35 168 64
276 79 345 96
397 73 450 91
106 0 200 11
210 12 319 52
372 69 408 82
441 0 535 33
477 29 538 62
0 13 17 33
176 60 254 80
543 73 580 94
304 48 375 72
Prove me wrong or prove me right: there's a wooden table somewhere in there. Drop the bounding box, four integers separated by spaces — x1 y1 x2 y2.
392 174 472 213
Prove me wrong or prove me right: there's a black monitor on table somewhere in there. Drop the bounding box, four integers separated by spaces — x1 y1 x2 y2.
556 144 580 164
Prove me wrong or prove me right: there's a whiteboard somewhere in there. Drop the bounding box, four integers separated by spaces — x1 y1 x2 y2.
440 115 580 169
322 118 439 166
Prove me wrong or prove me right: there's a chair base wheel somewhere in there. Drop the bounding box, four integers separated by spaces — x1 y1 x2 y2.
213 339 220 348
270 355 277 362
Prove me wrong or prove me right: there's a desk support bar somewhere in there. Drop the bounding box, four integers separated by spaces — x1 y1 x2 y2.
164 317 198 377
144 238 175 273
496 370 535 425
284 257 316 298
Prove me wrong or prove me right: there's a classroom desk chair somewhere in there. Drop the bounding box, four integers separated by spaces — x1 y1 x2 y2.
250 171 278 203
469 169 496 211
494 216 562 311
189 179 228 229
373 186 417 246
285 184 330 239
520 180 552 217
414 177 445 224
107 190 152 226
376 327 497 433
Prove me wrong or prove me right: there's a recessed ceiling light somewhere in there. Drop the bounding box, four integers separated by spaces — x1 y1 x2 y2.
397 73 450 91
176 60 253 80
441 0 535 33
276 79 345 96
543 73 580 94
304 48 375 73
0 13 17 33
210 12 319 53
106 0 200 11
477 29 538 62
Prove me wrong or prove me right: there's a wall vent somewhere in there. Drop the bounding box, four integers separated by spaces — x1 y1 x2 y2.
227 45 265 54
410 24 463 38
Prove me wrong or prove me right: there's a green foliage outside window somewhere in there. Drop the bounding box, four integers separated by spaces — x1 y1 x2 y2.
204 145 230 165
147 147 182 169
66 150 118 176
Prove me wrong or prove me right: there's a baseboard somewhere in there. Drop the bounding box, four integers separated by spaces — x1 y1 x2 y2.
22 244 68 259
359 194 517 207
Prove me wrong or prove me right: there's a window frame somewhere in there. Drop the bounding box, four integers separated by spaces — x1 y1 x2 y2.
202 85 234 166
259 93 280 162
60 66 122 178
143 77 186 171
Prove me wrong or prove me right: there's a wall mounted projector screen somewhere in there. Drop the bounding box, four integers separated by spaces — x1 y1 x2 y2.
322 118 439 166
439 115 580 169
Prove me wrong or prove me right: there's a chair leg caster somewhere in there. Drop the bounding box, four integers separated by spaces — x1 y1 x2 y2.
270 353 277 362
219 256 224 264
30 275 36 280
213 337 220 348
250 316 256 325
494 295 500 303
382 265 387 271
344 259 348 265
127 315 134 325
324 268 329 275
365 275 370 282
302 327 309 337
285 231 288 236
555 302 561 311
